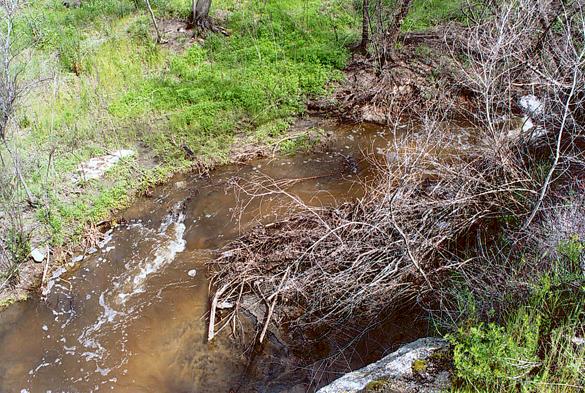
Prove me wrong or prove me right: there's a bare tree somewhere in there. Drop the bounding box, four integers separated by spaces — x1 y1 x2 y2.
356 0 371 54
457 0 585 221
0 0 35 206
368 0 414 64
382 0 413 61
144 0 163 44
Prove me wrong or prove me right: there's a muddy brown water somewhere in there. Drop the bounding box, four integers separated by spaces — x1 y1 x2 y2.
0 120 450 393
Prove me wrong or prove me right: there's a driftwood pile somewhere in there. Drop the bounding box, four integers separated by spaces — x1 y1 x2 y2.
207 120 534 341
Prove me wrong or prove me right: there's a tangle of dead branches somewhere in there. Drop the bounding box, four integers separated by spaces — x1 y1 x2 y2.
207 116 536 341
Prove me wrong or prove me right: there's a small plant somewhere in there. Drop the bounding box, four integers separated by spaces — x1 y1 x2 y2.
57 26 85 74
278 133 317 155
449 259 585 392
415 43 432 58
364 379 388 391
6 227 30 264
127 17 152 44
448 316 540 390
557 236 583 271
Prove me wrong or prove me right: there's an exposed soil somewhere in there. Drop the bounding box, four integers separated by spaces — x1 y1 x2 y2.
310 31 474 124
158 19 202 52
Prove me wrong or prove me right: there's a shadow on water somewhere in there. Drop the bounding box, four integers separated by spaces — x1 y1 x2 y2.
0 118 451 392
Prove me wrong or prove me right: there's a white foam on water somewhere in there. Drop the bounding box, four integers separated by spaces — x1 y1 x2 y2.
28 201 188 392
116 212 186 305
72 205 187 384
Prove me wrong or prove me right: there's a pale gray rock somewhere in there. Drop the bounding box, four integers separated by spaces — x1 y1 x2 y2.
31 247 47 263
317 337 448 393
71 149 135 183
519 95 543 118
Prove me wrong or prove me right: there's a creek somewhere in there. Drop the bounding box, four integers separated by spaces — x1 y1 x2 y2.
0 119 431 392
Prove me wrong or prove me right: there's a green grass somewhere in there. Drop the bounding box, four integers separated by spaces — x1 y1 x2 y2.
111 0 351 163
404 0 465 32
3 0 464 258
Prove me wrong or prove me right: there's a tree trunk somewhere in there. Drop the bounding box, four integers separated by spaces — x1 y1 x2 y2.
191 0 212 28
383 0 413 63
357 0 370 54
144 0 163 43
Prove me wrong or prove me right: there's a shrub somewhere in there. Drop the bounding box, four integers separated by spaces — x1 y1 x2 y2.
449 255 585 392
448 318 540 390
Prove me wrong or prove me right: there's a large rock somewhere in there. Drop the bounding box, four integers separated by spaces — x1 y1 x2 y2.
518 95 543 118
317 337 450 393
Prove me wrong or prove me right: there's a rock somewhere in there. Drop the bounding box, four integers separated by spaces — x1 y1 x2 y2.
521 116 535 132
517 96 549 141
518 95 543 118
71 149 135 183
31 247 47 263
63 0 81 8
217 301 234 309
71 255 84 263
241 294 267 323
280 384 308 393
317 337 449 393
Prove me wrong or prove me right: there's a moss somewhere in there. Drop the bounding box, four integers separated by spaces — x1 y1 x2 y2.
412 359 428 374
0 293 29 311
364 379 389 391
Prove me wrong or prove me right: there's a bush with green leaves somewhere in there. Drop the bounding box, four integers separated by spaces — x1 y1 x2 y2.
448 315 541 390
448 237 585 392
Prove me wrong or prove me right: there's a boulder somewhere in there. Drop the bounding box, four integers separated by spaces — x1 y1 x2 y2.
317 337 450 393
518 95 543 118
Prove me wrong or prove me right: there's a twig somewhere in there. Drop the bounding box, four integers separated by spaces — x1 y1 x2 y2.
208 282 229 341
522 48 583 231
259 266 290 343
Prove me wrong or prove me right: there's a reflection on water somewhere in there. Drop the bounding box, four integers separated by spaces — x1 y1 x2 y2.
0 120 447 392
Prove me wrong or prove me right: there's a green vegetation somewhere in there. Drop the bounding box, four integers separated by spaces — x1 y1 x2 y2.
111 0 349 162
411 359 428 373
5 0 354 249
448 238 585 392
403 0 464 31
364 379 389 391
2 1 581 389
2 0 468 267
